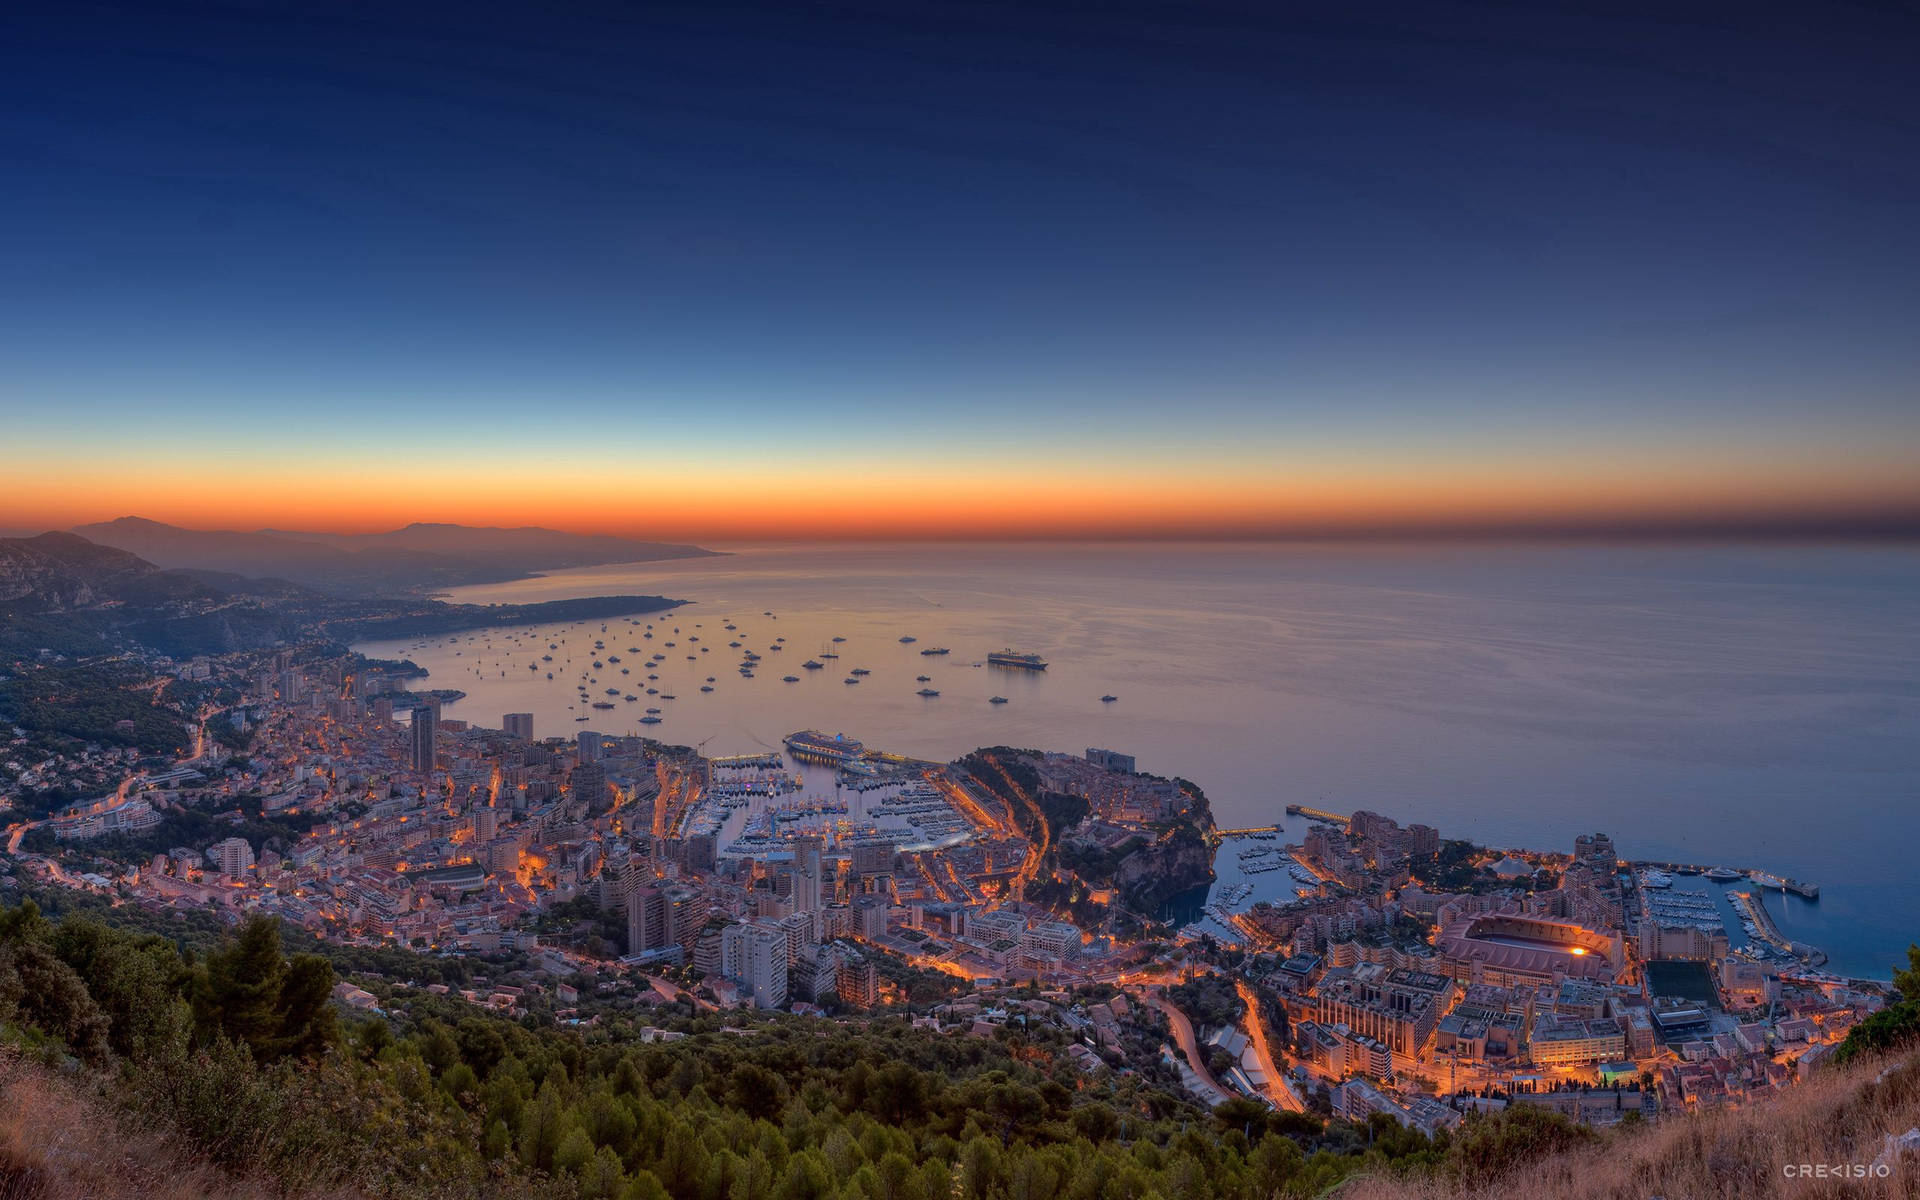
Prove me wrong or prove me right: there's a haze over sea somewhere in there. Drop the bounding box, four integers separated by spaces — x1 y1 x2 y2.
358 542 1919 979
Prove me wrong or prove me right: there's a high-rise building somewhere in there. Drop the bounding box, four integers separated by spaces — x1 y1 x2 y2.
570 762 608 810
850 840 895 878
503 713 535 740
792 835 824 913
629 884 670 953
410 705 438 773
474 805 498 844
208 836 255 878
682 833 717 874
722 922 790 1010
1085 747 1136 773
578 730 602 762
854 894 890 939
666 887 708 951
837 952 879 1007
1574 833 1617 871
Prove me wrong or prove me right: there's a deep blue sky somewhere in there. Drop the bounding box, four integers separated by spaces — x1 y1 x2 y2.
3 1 1918 536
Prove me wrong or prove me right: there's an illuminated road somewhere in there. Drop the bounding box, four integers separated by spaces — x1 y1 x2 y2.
1234 978 1305 1112
1146 988 1229 1101
969 753 1049 900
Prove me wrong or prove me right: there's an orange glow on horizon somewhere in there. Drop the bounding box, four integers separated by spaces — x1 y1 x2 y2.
5 444 1918 541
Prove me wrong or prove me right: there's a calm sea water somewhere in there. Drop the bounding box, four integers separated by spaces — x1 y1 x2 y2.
356 542 1920 979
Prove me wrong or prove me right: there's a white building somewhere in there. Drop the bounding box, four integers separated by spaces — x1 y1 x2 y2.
208 836 256 879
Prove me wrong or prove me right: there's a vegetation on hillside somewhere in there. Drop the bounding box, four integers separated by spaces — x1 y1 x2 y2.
3 895 1919 1198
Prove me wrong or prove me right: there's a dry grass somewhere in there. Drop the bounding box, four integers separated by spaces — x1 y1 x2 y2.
0 1050 361 1200
1341 1048 1920 1200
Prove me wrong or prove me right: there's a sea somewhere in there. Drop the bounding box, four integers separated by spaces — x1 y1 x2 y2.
354 541 1920 980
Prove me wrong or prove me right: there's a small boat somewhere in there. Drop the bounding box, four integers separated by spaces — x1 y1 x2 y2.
899 636 917 643
1101 694 1117 702
832 636 846 643
803 660 824 670
919 647 950 656
591 702 615 710
916 675 931 682
989 696 1008 704
850 667 870 676
844 677 859 685
660 694 675 700
700 685 715 692
1707 867 1744 882
640 716 663 725
645 707 661 714
783 675 800 682
916 688 940 697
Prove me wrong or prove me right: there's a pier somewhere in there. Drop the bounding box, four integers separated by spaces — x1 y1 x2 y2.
1634 860 1819 900
710 752 784 769
1748 870 1820 900
1284 804 1350 826
1218 824 1283 837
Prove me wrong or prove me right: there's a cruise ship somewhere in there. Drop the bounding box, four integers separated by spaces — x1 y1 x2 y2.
987 649 1048 670
784 730 866 763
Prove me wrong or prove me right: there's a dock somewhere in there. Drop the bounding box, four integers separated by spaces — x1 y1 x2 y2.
1748 870 1820 900
1635 860 1819 900
1218 824 1283 837
1284 804 1350 826
710 752 784 769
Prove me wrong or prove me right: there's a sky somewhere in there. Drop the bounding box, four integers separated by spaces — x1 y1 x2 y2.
3 0 1918 541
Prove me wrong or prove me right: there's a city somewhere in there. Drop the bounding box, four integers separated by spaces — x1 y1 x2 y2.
4 1 1919 1196
4 631 1894 1143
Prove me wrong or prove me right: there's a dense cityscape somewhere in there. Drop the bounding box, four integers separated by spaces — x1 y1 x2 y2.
7 0 1920 1195
4 606 1900 1155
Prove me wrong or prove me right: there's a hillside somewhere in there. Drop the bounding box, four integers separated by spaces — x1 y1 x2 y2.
1341 1051 1920 1200
2 1007 1917 1200
2 893 1918 1200
74 517 714 595
0 532 215 613
0 532 684 662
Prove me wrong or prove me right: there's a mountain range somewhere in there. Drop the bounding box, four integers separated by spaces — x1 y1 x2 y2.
0 530 684 661
67 517 714 595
